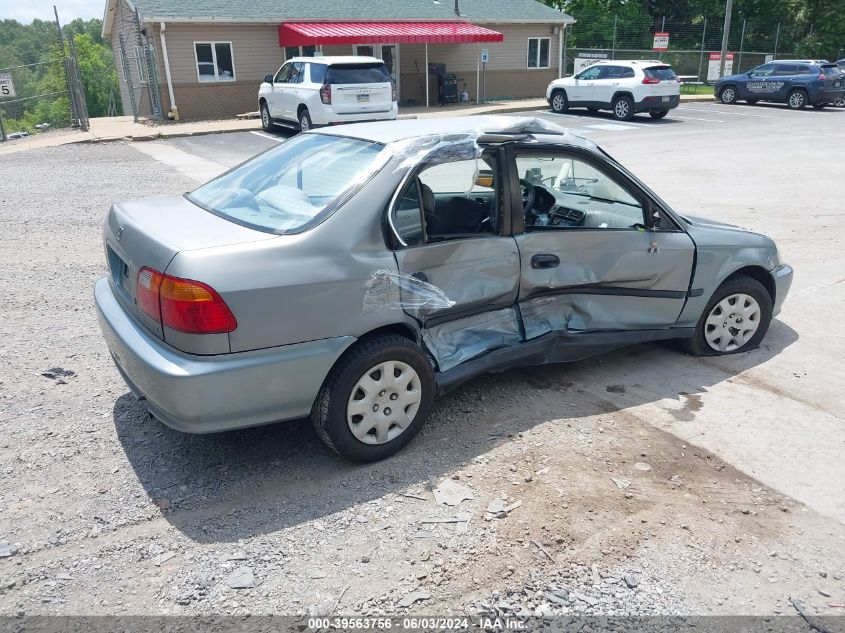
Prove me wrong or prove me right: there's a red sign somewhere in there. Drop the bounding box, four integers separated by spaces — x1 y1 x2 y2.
652 32 669 51
708 52 734 60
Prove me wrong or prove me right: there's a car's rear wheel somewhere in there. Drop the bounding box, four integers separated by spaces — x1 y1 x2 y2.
834 96 845 107
260 102 274 132
787 89 807 109
298 108 312 132
550 90 569 114
311 334 435 461
649 109 669 119
685 275 773 356
612 95 634 121
719 86 738 104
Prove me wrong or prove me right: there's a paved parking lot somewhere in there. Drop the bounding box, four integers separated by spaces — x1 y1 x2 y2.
1 102 843 618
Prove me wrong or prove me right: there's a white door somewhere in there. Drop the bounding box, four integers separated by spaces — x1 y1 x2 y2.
568 65 601 103
269 62 292 118
592 65 624 105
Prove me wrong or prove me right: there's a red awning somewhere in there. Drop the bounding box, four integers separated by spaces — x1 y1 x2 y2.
278 22 504 47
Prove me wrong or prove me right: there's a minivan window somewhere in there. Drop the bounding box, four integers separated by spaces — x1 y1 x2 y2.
326 63 391 84
310 63 327 84
188 134 386 234
644 66 677 80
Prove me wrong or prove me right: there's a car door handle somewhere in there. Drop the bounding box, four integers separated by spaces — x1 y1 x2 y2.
531 254 560 269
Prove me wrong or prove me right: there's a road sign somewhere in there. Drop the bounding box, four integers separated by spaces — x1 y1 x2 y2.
0 73 16 98
707 52 734 81
765 54 774 63
652 32 669 52
574 52 609 73
480 48 489 63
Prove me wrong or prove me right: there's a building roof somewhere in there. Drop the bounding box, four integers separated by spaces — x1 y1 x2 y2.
103 0 573 37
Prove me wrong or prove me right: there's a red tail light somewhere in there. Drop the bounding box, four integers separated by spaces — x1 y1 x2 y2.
642 77 661 84
136 267 237 334
818 73 827 80
391 81 396 102
320 83 332 104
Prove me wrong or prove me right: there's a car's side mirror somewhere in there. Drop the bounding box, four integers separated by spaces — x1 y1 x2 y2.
263 74 274 84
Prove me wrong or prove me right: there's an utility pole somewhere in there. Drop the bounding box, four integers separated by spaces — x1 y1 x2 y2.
697 17 707 82
719 0 733 78
773 22 780 59
0 113 6 143
611 14 618 60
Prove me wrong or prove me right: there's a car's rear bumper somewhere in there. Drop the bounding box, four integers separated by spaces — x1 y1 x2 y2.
771 263 793 317
810 87 845 104
94 277 354 433
636 94 680 112
312 103 398 125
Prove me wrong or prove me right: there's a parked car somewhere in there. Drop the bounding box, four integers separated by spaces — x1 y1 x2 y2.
94 116 792 461
835 59 845 106
715 60 844 109
546 60 681 121
258 56 397 132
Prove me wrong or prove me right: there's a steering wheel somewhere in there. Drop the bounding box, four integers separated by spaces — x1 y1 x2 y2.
519 179 536 213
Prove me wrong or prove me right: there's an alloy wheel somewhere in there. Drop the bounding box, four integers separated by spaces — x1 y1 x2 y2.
299 115 310 131
261 107 270 128
721 87 736 104
346 360 422 445
788 91 806 108
704 293 761 352
614 100 630 118
552 93 565 112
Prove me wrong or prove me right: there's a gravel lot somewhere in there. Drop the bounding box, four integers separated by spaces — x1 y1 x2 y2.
1 113 844 621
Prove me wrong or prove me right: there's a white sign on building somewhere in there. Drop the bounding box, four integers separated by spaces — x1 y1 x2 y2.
574 52 609 73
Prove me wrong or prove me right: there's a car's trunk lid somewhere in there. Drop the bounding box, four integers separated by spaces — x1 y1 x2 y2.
104 194 275 338
644 65 680 97
327 62 393 115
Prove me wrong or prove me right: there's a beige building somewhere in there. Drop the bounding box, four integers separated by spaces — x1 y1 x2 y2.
102 0 574 121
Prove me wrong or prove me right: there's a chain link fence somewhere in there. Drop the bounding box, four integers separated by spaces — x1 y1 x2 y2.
561 9 803 82
112 0 162 121
0 16 88 141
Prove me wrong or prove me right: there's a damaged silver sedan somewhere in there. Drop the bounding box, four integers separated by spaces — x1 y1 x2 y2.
94 116 793 461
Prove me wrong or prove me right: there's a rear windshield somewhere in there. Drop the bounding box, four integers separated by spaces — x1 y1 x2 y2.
326 63 390 84
644 66 677 80
188 134 386 234
821 64 841 75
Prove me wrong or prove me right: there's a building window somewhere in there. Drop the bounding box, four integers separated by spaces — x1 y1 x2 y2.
194 42 235 82
527 37 551 69
284 45 318 60
133 45 148 84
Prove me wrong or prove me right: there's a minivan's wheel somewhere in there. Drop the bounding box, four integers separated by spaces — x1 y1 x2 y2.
612 95 634 120
311 334 435 462
649 109 669 119
719 86 738 104
685 275 773 356
260 102 273 132
550 90 569 114
298 108 312 132
787 89 807 109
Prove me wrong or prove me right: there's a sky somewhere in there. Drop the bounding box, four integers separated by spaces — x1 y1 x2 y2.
0 0 104 23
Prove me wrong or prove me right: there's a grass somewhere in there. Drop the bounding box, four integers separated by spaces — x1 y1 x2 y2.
681 83 716 95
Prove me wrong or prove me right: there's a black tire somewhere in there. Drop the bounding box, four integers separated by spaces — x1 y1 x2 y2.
719 85 738 104
587 106 600 113
550 90 569 114
298 108 312 132
260 102 274 132
746 99 759 105
311 334 435 462
786 89 807 110
812 103 826 110
834 96 845 107
685 275 773 357
649 109 669 119
611 95 635 121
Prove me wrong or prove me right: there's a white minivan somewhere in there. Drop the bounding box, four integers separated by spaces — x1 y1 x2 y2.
259 56 398 131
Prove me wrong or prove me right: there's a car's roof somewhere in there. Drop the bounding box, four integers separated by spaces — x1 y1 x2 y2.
590 59 670 67
289 55 383 65
312 115 597 150
771 59 830 64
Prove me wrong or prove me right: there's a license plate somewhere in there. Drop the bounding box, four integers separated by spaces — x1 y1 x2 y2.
662 96 670 102
357 93 369 103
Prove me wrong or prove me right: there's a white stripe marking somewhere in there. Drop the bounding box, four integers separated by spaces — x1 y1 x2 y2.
250 130 284 142
679 106 773 118
674 115 726 123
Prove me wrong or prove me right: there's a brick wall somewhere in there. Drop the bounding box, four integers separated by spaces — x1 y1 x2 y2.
159 80 258 121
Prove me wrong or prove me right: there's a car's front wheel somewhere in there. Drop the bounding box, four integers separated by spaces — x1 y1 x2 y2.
612 95 635 120
550 90 569 114
787 89 807 109
260 102 274 132
649 109 669 119
686 275 773 356
311 334 435 461
719 86 738 104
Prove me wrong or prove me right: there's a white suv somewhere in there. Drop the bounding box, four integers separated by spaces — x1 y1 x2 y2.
259 56 398 131
546 60 681 120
